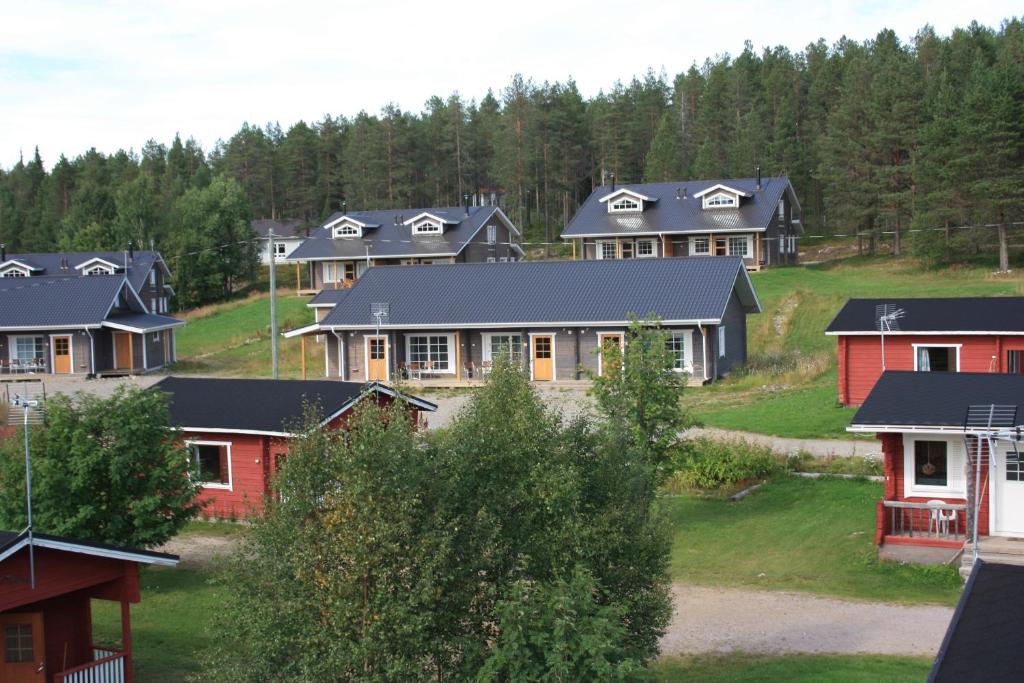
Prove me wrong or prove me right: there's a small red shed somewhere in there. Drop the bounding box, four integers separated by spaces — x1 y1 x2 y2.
0 530 178 683
826 297 1024 406
153 377 437 520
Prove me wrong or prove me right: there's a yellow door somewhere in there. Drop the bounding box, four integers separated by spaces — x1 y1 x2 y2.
598 333 624 377
114 332 132 370
0 612 45 683
52 336 72 374
367 336 388 381
532 336 553 381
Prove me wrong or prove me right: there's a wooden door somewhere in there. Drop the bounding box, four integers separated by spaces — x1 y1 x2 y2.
532 336 553 381
597 333 624 377
0 612 45 683
714 238 728 256
114 333 132 370
366 336 388 381
52 336 72 374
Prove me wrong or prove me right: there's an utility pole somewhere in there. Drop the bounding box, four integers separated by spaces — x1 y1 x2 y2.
269 229 279 379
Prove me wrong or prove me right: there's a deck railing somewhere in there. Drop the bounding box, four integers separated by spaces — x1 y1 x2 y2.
54 647 125 683
882 500 968 541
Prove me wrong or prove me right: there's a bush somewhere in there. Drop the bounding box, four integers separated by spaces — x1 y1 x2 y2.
785 452 883 477
666 438 781 491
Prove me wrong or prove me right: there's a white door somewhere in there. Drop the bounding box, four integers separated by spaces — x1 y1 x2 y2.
994 448 1024 535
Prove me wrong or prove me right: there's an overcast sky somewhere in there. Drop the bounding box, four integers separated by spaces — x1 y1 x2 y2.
0 0 1014 169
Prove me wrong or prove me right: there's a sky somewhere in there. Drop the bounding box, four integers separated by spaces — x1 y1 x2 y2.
0 0 1014 168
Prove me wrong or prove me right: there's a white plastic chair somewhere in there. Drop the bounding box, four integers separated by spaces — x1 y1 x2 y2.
927 499 957 536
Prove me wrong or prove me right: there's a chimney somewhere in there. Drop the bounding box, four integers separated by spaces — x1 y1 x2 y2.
682 187 688 199
464 193 471 216
675 188 680 200
609 172 616 192
756 166 762 191
128 241 134 261
60 256 68 271
341 199 347 215
1 244 5 261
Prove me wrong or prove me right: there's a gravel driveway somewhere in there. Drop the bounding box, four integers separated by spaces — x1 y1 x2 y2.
661 583 953 657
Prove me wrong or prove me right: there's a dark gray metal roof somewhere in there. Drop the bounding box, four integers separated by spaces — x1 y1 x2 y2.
3 250 166 292
929 561 1024 682
0 275 127 329
103 311 185 332
561 177 798 238
309 288 350 307
286 206 517 261
251 218 310 239
826 298 1024 334
318 257 760 329
851 371 1024 428
154 376 435 434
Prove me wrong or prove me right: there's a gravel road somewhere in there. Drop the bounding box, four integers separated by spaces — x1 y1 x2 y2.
660 584 952 656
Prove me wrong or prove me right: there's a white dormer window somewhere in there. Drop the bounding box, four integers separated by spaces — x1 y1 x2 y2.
610 198 640 212
84 265 114 276
332 224 361 238
0 267 28 277
413 221 441 235
704 193 737 208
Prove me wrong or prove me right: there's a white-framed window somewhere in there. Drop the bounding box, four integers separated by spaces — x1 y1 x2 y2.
509 256 516 263
902 435 966 497
487 257 496 263
187 440 232 490
332 224 360 238
636 239 655 258
913 344 961 372
323 261 348 283
690 237 710 255
11 336 45 364
597 241 618 260
718 326 726 358
487 224 497 244
406 334 454 373
84 265 114 276
778 200 785 220
499 257 508 262
413 221 442 235
0 267 28 277
273 241 288 257
609 197 640 212
149 270 157 286
666 333 693 373
151 331 162 343
704 193 737 208
160 297 168 313
484 333 523 364
728 236 750 257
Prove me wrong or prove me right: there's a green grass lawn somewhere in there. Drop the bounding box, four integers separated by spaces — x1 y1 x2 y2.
653 654 932 682
667 475 963 604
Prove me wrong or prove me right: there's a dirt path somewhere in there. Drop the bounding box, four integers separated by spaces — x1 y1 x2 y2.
156 534 240 569
661 583 952 657
685 426 879 459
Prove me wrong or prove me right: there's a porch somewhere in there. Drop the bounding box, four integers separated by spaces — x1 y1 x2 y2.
876 499 969 548
55 646 127 683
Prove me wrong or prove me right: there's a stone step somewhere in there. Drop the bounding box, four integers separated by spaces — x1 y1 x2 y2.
960 540 1024 577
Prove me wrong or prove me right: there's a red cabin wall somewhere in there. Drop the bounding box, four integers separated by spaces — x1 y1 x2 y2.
838 334 1014 406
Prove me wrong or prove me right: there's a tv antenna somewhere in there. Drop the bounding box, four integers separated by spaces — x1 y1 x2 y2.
371 303 389 336
875 304 905 371
11 394 39 589
964 403 1021 565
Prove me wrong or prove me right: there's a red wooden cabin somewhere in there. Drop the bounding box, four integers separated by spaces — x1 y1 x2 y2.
849 372 1024 569
154 377 437 519
0 530 177 683
826 298 1024 406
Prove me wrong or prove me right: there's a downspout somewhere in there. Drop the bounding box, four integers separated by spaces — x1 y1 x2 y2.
85 328 96 376
332 331 346 380
699 324 709 383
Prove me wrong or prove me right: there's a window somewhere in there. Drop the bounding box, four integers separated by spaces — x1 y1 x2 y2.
149 270 157 286
597 241 618 260
778 200 785 220
151 298 157 313
718 326 726 357
413 221 441 235
691 237 709 255
621 241 634 259
1007 455 1024 482
53 336 69 358
189 443 230 488
12 336 44 364
323 261 350 283
728 236 749 257
487 224 497 244
914 441 948 487
534 337 552 359
705 193 736 208
1008 350 1023 374
636 240 655 257
152 331 162 343
499 257 508 262
160 297 168 313
666 334 691 372
487 334 523 363
274 241 288 257
332 224 360 238
0 268 27 277
4 623 34 663
84 265 113 275
915 346 958 372
486 257 496 263
369 338 386 361
610 197 640 212
407 335 452 372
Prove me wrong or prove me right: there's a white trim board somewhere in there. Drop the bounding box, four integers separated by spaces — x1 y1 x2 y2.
0 534 178 567
185 439 234 491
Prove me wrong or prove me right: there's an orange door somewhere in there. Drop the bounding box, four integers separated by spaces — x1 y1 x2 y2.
0 612 45 683
114 333 132 370
366 336 388 381
52 336 72 374
532 336 554 381
598 333 624 377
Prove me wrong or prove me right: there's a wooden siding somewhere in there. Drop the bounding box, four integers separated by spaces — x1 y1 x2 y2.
838 334 1024 406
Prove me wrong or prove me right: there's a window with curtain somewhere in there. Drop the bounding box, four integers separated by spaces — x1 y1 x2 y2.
917 346 954 372
914 441 948 487
190 443 229 486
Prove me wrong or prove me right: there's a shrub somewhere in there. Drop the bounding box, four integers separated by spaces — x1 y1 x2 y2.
666 438 781 491
785 452 883 477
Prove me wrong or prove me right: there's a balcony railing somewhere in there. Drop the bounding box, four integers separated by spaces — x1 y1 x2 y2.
54 647 125 683
882 500 968 541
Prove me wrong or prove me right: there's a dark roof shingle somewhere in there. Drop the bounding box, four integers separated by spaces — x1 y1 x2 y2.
826 298 1024 334
319 257 760 329
4 250 165 292
0 275 125 328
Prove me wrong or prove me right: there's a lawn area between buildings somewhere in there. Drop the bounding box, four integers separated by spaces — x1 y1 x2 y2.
667 475 963 605
652 653 932 682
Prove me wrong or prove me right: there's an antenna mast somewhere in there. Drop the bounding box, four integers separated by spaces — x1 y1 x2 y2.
875 304 905 371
